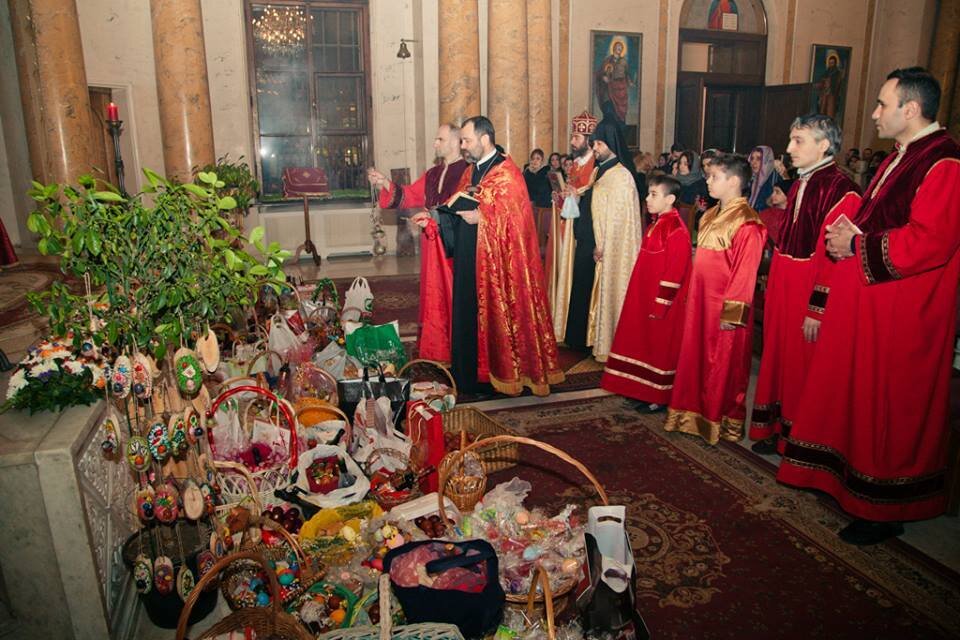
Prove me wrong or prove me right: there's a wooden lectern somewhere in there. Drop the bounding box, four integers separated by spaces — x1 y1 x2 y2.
282 167 332 266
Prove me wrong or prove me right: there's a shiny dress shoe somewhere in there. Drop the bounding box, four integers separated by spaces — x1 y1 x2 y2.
838 519 904 546
751 435 779 455
634 402 666 414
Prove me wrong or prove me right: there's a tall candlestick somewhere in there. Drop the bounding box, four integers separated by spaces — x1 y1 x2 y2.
107 102 119 122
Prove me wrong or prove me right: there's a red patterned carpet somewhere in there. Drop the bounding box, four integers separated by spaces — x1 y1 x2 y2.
486 395 960 640
330 274 604 394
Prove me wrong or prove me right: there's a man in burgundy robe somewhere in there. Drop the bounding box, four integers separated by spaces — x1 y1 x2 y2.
450 116 563 396
777 68 960 545
601 175 691 409
665 154 766 445
750 115 861 454
367 124 468 363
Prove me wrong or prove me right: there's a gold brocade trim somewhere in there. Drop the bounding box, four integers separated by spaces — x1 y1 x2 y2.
782 436 946 486
857 234 875 284
664 408 744 445
695 198 761 251
604 367 673 390
659 280 681 288
654 297 673 306
489 369 565 398
813 284 829 293
807 304 826 314
608 353 676 375
881 233 901 280
720 300 750 326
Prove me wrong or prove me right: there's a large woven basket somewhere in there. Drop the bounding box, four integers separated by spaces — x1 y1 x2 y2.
437 435 610 640
442 406 518 472
176 551 314 640
319 573 464 640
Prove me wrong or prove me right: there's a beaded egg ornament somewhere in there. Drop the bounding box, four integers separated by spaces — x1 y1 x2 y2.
147 419 171 462
132 352 154 400
173 347 203 397
154 556 175 595
111 355 132 398
133 554 153 594
125 436 151 473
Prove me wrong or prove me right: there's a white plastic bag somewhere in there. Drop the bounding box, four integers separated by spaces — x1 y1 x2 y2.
560 194 580 220
341 276 373 323
295 445 370 508
268 312 303 356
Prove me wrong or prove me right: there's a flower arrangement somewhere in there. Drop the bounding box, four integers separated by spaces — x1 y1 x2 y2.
3 336 106 414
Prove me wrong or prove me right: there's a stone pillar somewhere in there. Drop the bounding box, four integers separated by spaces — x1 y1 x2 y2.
527 0 552 154
438 0 481 125
8 0 96 185
928 0 960 133
557 0 570 151
150 0 215 183
488 0 530 161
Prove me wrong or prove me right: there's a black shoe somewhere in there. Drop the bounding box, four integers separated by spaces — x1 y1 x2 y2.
750 436 779 455
838 520 904 546
634 402 666 414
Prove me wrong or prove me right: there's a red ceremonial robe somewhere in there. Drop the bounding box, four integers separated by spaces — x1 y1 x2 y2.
665 197 766 444
777 128 960 522
455 156 564 395
379 159 468 363
601 209 691 404
750 161 860 448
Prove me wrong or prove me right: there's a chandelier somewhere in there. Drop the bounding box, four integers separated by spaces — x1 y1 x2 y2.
253 5 310 56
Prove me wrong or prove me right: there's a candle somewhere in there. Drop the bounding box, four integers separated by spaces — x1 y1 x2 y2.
107 102 119 121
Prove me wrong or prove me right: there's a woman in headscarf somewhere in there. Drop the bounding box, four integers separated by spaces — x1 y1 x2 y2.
674 150 708 207
747 145 779 212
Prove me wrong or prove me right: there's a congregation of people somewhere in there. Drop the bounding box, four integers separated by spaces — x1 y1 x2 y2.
368 66 960 549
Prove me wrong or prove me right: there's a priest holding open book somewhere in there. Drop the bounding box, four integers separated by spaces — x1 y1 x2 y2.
440 115 564 396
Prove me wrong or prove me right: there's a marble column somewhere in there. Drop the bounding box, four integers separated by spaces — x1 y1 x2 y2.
527 0 552 154
488 0 530 161
8 0 96 185
928 0 960 133
150 0 215 183
557 0 570 151
438 0 481 126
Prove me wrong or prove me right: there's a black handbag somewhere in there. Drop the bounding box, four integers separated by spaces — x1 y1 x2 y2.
336 366 410 431
384 539 505 638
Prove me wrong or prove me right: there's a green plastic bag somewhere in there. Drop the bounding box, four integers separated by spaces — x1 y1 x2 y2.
344 321 407 369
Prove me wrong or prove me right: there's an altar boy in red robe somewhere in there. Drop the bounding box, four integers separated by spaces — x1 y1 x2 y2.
665 154 766 445
777 68 960 545
601 175 691 411
749 115 861 454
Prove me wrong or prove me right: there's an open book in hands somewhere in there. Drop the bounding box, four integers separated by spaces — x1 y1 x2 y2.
436 191 479 216
832 213 863 235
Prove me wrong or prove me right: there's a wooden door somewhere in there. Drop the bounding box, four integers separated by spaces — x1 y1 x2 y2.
675 74 704 152
758 83 814 155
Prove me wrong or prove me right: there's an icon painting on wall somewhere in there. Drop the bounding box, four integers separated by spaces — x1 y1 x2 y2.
810 45 852 124
590 31 642 147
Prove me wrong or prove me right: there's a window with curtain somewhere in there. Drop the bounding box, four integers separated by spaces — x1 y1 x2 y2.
248 1 371 202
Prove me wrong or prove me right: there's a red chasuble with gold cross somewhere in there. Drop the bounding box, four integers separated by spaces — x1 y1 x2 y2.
750 162 860 448
664 198 766 444
455 156 564 396
601 209 692 404
778 129 960 521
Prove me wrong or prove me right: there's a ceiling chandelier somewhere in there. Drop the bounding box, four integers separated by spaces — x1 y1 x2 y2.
253 5 310 56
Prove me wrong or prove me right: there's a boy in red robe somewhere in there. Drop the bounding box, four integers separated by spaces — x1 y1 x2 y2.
777 68 960 545
601 175 691 411
750 115 861 454
664 154 766 444
367 124 468 364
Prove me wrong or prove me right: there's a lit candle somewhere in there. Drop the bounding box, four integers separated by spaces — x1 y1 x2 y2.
107 102 119 121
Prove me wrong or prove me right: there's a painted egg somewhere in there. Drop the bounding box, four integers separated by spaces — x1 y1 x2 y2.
147 420 171 462
125 436 151 472
154 556 175 595
100 412 122 456
168 414 188 455
132 353 153 400
196 550 216 583
176 566 195 602
522 545 543 561
185 408 203 444
135 485 156 522
154 485 179 523
174 348 203 397
112 355 132 398
561 558 580 574
515 510 530 525
133 554 152 594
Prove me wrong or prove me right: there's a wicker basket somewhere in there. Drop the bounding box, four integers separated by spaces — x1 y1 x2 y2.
436 431 487 512
363 447 423 510
319 573 464 640
437 435 610 640
398 359 457 409
176 551 314 640
442 407 518 472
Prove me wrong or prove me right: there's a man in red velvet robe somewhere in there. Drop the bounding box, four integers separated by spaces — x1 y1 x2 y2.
601 175 691 410
777 68 960 545
367 124 468 364
450 116 564 396
750 115 861 454
664 154 766 444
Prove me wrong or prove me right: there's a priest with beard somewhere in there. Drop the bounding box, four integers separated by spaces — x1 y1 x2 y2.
443 115 564 396
367 123 468 363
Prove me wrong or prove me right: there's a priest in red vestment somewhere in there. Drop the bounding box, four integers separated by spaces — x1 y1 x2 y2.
367 124 468 364
777 68 960 545
750 115 861 454
450 116 564 396
664 154 766 444
601 175 691 409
